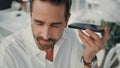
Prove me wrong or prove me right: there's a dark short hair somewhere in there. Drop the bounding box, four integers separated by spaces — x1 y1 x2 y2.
30 0 72 20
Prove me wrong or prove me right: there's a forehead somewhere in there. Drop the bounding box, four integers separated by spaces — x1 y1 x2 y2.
32 0 66 22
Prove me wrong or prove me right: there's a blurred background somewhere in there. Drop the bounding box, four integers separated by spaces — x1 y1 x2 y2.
0 0 120 68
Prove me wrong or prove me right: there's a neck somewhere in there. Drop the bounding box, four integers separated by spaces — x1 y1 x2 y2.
45 48 54 62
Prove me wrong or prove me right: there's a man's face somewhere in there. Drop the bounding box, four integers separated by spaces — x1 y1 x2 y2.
31 1 69 50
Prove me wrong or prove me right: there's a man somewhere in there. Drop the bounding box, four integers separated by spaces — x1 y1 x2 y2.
0 0 109 68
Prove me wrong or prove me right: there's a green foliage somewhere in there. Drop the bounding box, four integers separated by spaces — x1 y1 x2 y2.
101 20 120 51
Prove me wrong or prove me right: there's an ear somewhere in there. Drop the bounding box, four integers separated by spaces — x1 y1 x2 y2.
65 14 71 27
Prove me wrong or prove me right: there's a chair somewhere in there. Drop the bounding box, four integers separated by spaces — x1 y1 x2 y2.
103 43 120 68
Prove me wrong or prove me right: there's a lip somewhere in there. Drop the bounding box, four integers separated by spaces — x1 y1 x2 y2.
39 40 53 45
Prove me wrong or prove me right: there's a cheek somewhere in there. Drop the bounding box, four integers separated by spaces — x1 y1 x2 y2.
52 28 64 39
32 24 41 37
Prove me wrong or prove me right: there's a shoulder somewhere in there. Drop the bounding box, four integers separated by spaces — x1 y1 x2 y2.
0 29 29 67
64 28 81 43
64 28 77 38
64 28 84 49
0 35 16 50
0 30 26 56
0 30 26 65
1 30 24 47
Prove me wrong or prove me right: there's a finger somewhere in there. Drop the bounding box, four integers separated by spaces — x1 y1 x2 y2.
78 30 95 47
84 35 103 51
85 29 103 48
78 30 90 47
78 30 103 54
85 29 101 42
101 27 109 43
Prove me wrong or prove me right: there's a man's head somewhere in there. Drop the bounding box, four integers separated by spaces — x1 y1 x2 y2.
30 0 72 50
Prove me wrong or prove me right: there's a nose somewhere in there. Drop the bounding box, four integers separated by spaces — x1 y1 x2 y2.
41 27 51 40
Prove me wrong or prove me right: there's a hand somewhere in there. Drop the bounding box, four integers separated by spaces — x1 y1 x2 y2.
78 27 109 63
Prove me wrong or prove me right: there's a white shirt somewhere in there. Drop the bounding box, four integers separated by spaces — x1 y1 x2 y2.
0 25 84 68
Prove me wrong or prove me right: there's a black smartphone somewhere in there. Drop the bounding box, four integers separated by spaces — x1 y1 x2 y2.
68 23 104 34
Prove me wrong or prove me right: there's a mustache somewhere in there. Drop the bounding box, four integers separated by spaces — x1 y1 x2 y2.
36 36 57 42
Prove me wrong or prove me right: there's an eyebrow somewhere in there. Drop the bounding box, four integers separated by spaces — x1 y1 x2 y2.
34 19 44 23
34 19 63 25
51 22 63 25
